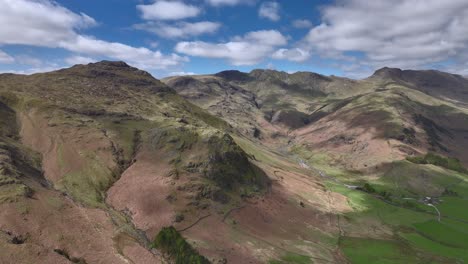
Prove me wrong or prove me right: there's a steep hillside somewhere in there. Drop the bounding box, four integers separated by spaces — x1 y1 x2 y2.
2 62 468 263
165 67 468 263
369 67 468 105
165 68 468 167
0 61 367 264
0 61 279 263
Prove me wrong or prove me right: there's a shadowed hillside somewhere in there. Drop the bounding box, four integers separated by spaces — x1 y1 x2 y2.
165 66 468 263
1 62 468 263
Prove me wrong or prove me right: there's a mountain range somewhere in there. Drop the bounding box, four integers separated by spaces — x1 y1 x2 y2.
1 61 468 263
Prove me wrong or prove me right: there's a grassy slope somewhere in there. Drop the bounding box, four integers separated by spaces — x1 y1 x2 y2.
289 79 468 262
295 146 468 263
167 69 468 263
3 64 468 263
0 62 269 263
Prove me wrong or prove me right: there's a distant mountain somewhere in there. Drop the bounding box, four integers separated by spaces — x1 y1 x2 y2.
370 67 468 103
165 67 468 171
1 62 468 264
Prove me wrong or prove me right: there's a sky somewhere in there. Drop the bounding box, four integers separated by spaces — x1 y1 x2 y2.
1 0 468 78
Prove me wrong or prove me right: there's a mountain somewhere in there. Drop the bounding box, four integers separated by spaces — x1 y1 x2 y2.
164 68 468 168
0 61 272 263
370 67 468 104
1 62 468 263
165 67 468 263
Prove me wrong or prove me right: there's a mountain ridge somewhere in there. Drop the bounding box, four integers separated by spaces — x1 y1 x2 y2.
1 61 468 263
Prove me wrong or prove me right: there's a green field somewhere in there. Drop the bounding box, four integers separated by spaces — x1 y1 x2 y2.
319 158 468 264
340 237 421 264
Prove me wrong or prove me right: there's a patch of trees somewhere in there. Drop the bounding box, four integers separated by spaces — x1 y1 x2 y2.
152 226 210 264
407 153 467 174
359 183 392 201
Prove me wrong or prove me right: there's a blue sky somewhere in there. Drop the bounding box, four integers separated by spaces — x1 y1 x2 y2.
1 0 468 78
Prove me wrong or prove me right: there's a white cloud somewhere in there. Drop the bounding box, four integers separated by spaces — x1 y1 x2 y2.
205 0 255 6
0 0 185 71
0 50 14 63
259 2 280 21
304 0 468 74
292 19 312 29
61 35 188 70
0 0 96 47
175 30 287 65
65 55 96 65
3 64 64 75
272 48 310 62
137 1 201 20
168 71 196 76
134 21 221 39
238 30 287 46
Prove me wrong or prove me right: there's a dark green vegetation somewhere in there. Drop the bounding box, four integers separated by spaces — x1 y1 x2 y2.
340 237 421 264
151 226 210 264
0 101 38 203
407 153 467 174
205 133 270 190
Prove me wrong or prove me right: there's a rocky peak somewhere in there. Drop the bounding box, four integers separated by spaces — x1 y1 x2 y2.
90 60 131 68
215 70 252 82
371 67 403 80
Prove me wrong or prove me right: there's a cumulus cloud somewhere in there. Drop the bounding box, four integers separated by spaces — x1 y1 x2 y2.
134 21 221 39
65 55 97 65
175 30 287 65
205 0 255 6
0 0 96 47
259 2 280 21
137 1 201 20
292 19 312 29
0 0 185 71
61 35 187 70
0 50 14 63
304 0 468 75
272 48 310 62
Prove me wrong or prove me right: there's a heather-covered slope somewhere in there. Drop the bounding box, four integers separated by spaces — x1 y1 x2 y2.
1 61 468 263
0 61 281 263
370 67 468 105
165 67 468 263
164 68 468 167
0 61 373 264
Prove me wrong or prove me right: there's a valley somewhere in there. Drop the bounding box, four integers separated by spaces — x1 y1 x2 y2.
0 61 467 264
